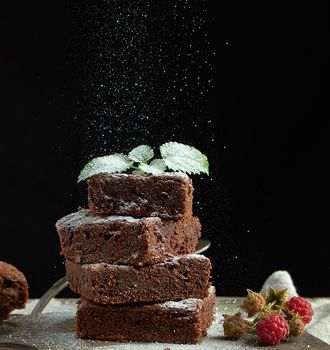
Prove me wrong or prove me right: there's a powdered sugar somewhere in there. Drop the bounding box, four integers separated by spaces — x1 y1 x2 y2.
160 298 199 311
105 172 188 179
117 201 139 210
56 209 142 228
160 286 215 311
160 172 189 179
56 209 165 231
163 253 208 264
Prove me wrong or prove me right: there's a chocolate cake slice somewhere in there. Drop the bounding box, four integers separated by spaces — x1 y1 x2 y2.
0 261 28 321
66 254 211 304
56 209 201 266
87 173 193 219
76 286 216 343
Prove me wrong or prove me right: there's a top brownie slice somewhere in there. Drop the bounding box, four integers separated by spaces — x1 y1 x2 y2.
87 173 193 219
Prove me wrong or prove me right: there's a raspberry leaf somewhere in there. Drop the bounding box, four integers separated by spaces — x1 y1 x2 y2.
128 145 154 163
78 154 132 182
160 142 209 175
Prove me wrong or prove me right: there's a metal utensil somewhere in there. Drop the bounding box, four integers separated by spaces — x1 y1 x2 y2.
0 343 37 349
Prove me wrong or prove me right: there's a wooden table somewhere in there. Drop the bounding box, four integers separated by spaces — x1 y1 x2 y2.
0 297 329 350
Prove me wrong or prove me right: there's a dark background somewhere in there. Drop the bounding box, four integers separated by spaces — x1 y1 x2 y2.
1 1 329 297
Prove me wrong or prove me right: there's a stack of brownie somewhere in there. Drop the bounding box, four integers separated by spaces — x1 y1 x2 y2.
56 173 215 344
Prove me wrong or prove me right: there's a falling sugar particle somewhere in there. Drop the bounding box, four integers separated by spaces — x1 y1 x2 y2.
71 1 215 158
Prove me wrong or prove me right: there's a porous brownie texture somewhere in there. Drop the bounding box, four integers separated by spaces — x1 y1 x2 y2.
0 261 28 321
56 209 201 266
66 254 211 304
87 173 193 219
76 286 216 343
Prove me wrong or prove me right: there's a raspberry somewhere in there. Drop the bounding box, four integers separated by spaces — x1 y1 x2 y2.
256 315 288 346
223 313 248 340
288 317 305 337
242 289 266 317
286 297 313 324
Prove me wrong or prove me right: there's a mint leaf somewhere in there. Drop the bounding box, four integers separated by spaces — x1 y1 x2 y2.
78 154 132 182
150 158 167 171
132 169 146 176
138 159 167 175
128 145 154 163
160 142 209 175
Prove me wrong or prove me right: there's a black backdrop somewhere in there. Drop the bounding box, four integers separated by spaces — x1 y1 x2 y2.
1 2 329 297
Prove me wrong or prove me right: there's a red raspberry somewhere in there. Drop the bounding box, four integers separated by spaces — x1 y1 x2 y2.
256 315 288 346
286 297 313 324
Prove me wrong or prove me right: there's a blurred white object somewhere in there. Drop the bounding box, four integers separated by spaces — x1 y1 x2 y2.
260 270 298 297
308 299 330 344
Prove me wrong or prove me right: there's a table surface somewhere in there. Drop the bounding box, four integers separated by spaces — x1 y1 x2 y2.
0 297 329 350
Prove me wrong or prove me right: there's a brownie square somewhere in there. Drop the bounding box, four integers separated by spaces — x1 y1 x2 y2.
66 254 211 304
76 286 215 344
56 209 201 266
0 261 28 321
87 173 193 219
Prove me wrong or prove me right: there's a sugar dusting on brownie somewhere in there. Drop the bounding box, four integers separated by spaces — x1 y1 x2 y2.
160 285 215 311
117 200 144 211
106 172 189 179
56 209 142 228
160 298 200 311
162 253 209 265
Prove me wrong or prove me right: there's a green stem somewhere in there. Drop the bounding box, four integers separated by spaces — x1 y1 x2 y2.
268 300 277 309
248 314 263 328
131 164 140 170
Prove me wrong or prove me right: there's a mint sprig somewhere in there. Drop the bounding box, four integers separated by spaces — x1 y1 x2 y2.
78 142 209 182
78 154 132 182
128 145 154 163
160 142 209 175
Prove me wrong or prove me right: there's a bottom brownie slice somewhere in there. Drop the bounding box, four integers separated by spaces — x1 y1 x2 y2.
76 286 216 344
